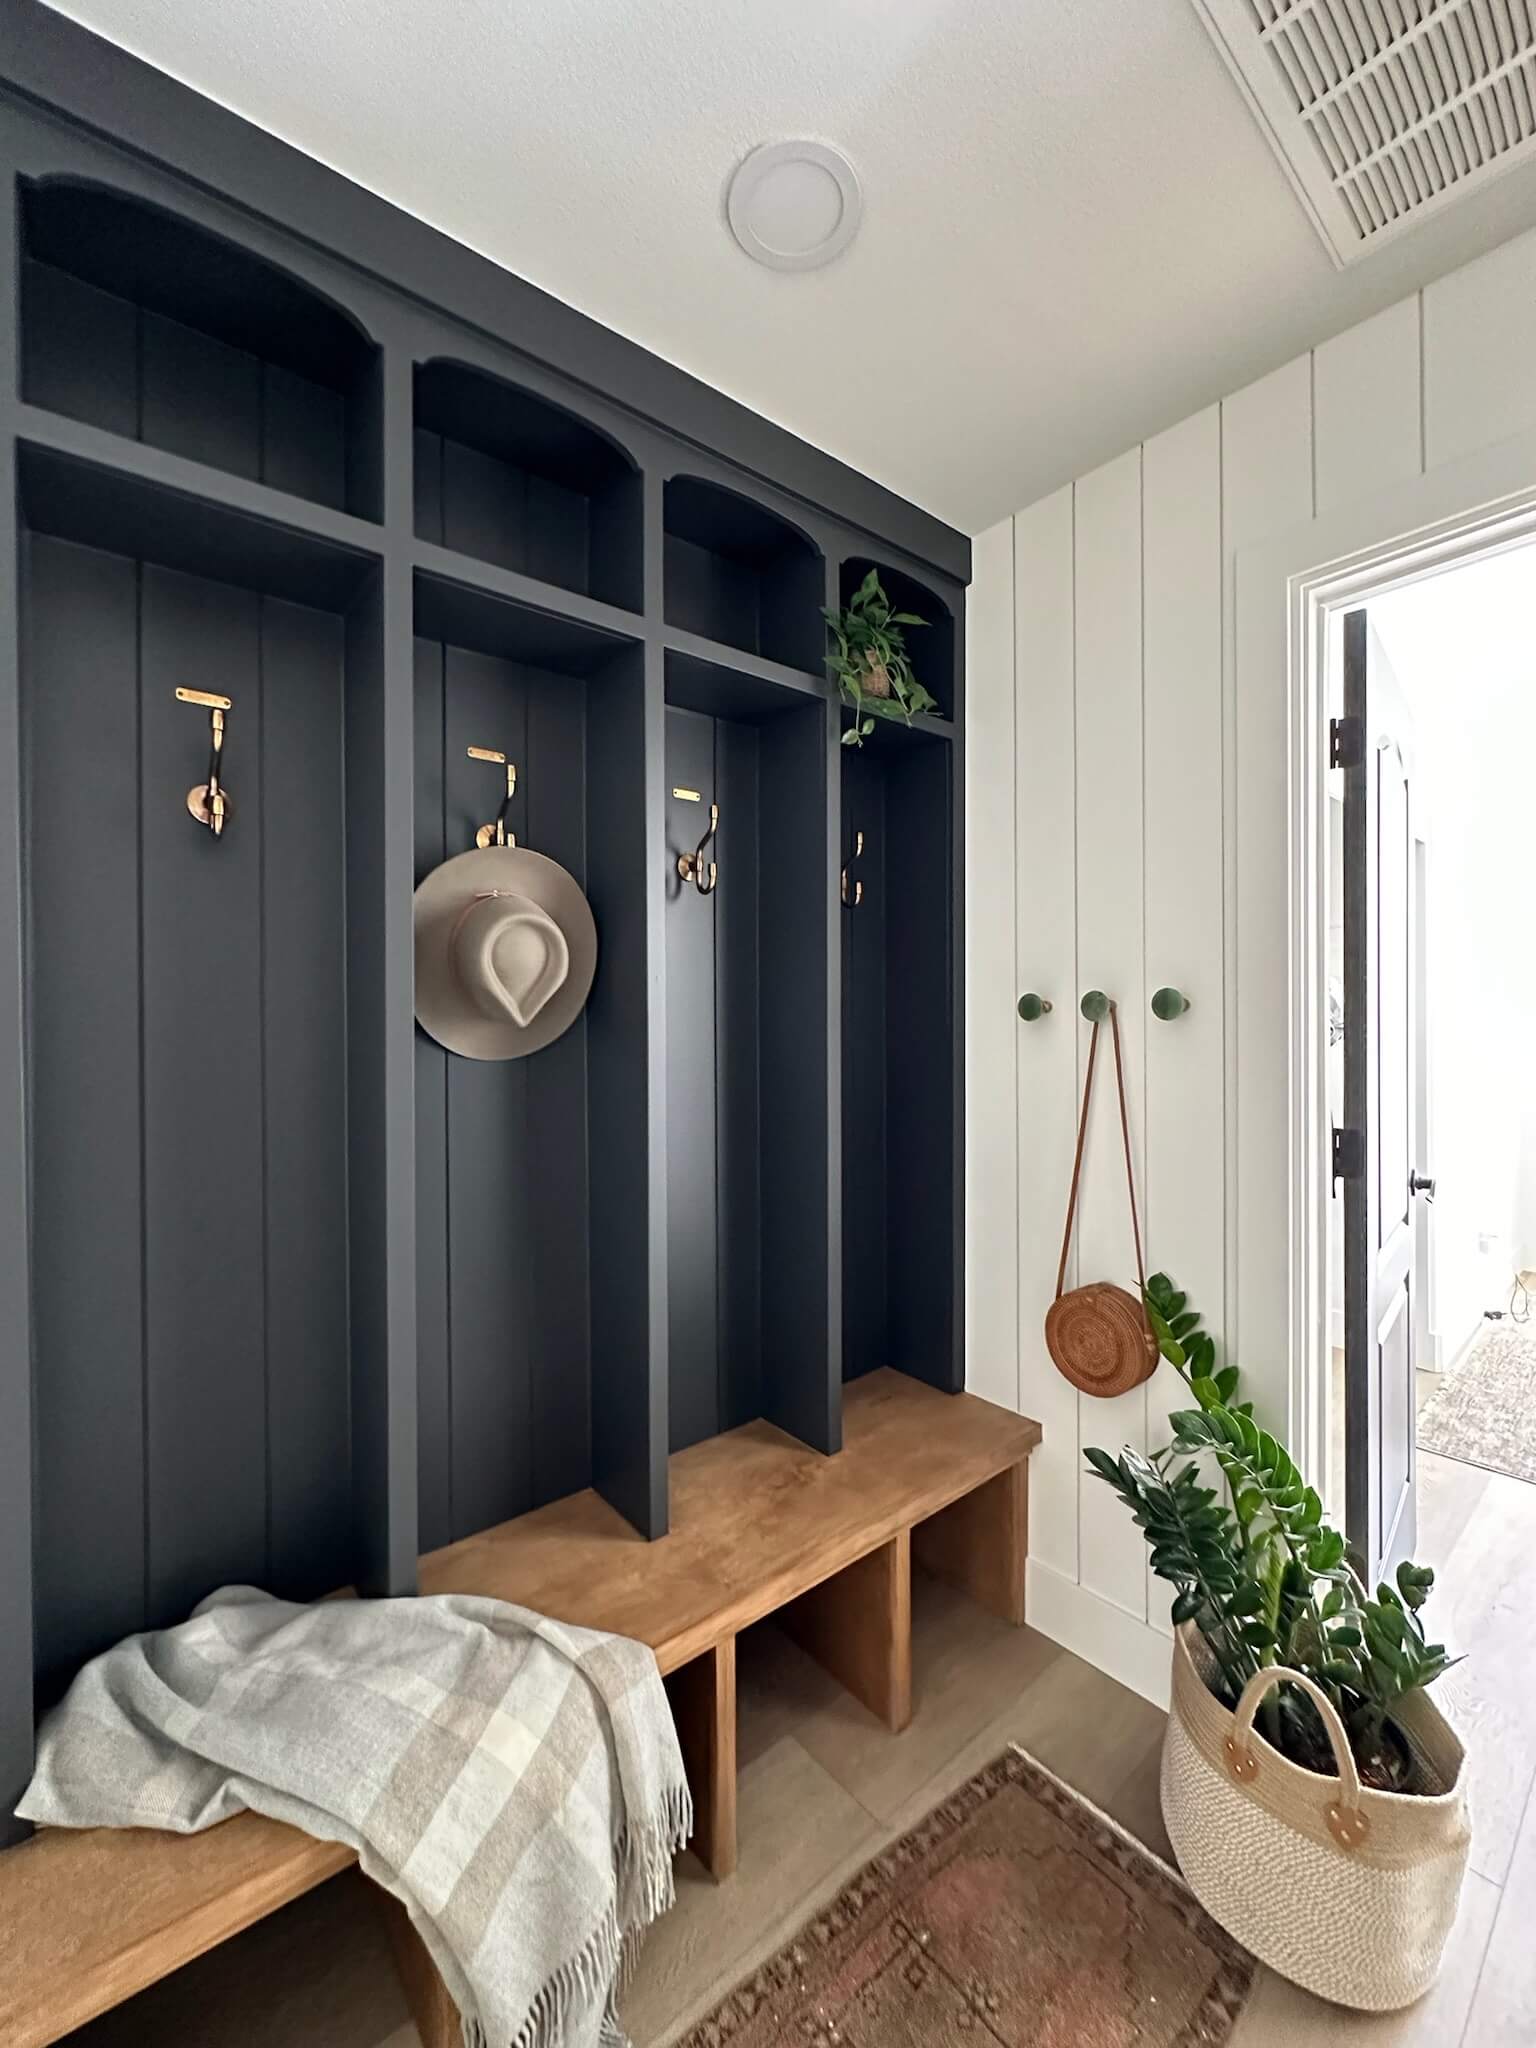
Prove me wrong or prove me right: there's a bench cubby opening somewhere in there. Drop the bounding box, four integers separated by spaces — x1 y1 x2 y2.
414 360 642 612
20 178 383 520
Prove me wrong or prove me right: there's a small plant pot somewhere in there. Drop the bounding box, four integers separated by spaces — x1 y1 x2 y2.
1162 1625 1469 2011
859 656 892 699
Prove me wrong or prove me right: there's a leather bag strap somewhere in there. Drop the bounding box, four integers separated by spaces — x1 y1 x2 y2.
1055 1004 1146 1302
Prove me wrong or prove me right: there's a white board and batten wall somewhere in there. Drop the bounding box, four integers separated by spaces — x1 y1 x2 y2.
966 220 1536 1706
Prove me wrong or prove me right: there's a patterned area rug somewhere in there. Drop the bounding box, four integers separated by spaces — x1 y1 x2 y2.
1418 1319 1536 1484
676 1747 1255 2047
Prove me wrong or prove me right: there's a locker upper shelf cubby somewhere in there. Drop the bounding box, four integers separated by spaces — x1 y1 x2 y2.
839 556 955 723
19 179 384 523
664 476 824 675
414 361 643 616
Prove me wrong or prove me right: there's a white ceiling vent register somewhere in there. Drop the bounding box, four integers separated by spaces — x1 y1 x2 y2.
1192 0 1536 264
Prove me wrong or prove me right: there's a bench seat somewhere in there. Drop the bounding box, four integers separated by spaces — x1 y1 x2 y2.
0 1370 1040 2047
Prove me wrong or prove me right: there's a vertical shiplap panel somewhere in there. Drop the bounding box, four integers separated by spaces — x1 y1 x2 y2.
1226 357 1314 1427
965 517 1018 1410
1072 449 1148 1618
1423 227 1536 472
1142 406 1223 1633
1314 300 1424 515
1013 489 1079 1584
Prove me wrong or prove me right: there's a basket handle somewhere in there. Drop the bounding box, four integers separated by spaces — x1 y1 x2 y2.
1226 1664 1370 1851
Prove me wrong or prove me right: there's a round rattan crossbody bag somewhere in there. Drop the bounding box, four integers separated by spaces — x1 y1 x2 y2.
1044 1002 1157 1398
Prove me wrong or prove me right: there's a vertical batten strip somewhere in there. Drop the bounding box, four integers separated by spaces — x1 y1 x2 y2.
1013 490 1078 1587
0 173 33 1847
964 518 1019 1412
1142 408 1225 1636
348 345 418 1594
1225 356 1316 1437
1070 448 1149 1622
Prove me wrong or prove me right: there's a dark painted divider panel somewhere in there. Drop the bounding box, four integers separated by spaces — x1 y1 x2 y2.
23 528 362 1698
663 669 835 1457
342 558 419 1602
19 180 382 519
414 590 656 1545
760 698 840 1450
586 646 665 1538
0 186 32 1840
841 729 958 1394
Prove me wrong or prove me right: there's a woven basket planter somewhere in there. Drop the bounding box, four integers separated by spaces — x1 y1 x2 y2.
1161 1624 1470 2012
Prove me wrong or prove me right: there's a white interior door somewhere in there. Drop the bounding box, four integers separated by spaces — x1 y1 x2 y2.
1341 609 1430 1579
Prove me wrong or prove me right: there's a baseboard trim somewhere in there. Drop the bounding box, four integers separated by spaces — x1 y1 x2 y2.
1026 1560 1172 1710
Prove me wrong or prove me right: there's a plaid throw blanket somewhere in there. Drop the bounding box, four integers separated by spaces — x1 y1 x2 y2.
18 1585 691 2048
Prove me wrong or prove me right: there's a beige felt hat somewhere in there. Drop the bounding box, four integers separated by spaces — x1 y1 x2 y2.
413 844 597 1061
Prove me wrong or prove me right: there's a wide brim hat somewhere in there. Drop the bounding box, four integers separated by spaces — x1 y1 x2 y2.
414 844 597 1061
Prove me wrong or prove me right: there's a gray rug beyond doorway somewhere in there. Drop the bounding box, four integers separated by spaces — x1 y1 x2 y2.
1418 1319 1536 1484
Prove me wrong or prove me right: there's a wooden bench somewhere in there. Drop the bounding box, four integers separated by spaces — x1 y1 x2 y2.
0 1371 1039 2048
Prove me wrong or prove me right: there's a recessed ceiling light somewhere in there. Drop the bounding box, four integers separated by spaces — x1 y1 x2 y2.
726 141 862 273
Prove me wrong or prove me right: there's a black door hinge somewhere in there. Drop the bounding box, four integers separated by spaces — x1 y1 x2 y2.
1330 716 1363 770
1333 1126 1364 1190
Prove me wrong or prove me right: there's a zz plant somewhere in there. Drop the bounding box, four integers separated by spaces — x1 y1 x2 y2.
824 569 937 746
1086 1273 1455 1791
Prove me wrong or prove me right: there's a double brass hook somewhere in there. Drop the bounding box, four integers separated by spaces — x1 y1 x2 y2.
678 802 719 896
176 688 232 838
469 746 518 848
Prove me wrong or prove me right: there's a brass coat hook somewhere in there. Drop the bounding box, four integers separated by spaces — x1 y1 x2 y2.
678 802 719 895
176 688 233 838
841 828 864 908
469 746 518 848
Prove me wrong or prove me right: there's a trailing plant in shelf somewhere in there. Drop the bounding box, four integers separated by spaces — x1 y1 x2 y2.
825 569 937 746
1085 1272 1455 1794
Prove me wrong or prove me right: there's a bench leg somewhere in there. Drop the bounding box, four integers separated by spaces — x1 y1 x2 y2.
912 1459 1029 1627
666 1637 737 1881
373 1887 460 2048
782 1528 912 1732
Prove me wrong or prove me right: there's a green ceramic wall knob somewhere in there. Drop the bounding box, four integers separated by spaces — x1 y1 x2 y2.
1151 986 1191 1020
1080 990 1112 1023
1017 993 1052 1022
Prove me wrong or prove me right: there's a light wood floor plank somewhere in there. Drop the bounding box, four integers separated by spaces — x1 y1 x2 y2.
1460 1778 1536 2047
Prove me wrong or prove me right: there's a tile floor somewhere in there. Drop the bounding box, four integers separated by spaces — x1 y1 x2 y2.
61 1449 1536 2047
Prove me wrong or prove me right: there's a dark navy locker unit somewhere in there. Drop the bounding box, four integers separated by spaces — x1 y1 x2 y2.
0 0 969 1846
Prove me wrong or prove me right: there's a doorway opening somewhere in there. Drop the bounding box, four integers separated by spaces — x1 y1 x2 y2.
1323 542 1536 1583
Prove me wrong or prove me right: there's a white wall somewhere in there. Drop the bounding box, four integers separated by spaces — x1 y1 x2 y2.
966 220 1536 1706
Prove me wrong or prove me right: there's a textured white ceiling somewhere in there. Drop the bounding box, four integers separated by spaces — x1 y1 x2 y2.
41 0 1536 533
